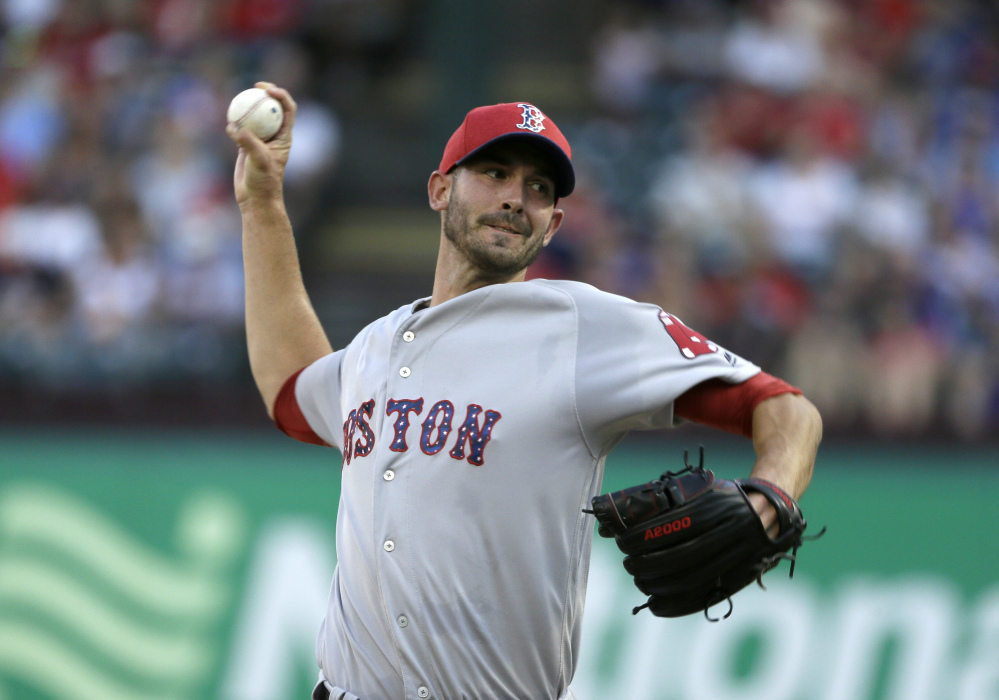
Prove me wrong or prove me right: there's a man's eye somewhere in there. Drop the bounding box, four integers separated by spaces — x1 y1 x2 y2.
485 168 503 178
531 182 550 194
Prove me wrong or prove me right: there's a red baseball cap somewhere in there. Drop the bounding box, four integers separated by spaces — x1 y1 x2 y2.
439 102 575 198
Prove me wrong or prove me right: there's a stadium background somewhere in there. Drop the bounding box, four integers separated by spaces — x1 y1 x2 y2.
1 0 997 698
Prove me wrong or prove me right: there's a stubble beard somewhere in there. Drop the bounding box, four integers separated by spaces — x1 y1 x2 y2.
443 191 548 277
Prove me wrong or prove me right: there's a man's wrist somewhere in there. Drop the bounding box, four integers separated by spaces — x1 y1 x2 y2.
238 192 287 217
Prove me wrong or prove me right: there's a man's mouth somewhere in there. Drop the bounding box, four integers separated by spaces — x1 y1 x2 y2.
483 221 526 236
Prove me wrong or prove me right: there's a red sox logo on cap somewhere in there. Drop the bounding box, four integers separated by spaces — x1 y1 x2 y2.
515 104 546 134
439 101 576 198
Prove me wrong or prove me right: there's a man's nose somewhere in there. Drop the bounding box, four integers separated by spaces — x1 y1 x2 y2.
499 178 526 213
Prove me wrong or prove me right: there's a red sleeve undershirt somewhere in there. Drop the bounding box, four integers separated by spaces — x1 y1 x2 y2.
273 367 330 446
674 371 802 438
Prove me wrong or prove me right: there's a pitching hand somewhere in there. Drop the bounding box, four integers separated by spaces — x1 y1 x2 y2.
227 82 297 206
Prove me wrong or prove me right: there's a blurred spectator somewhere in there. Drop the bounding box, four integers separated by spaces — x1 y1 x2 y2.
0 266 82 386
0 62 66 182
591 4 666 115
647 100 758 270
746 126 858 280
852 159 930 259
262 40 341 227
0 182 104 273
784 307 867 428
864 297 942 436
1 0 60 32
723 0 825 94
74 195 159 347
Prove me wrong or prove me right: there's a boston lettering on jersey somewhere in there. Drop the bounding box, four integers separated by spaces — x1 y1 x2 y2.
341 397 502 467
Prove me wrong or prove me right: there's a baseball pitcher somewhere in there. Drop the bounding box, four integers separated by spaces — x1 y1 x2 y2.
227 83 822 700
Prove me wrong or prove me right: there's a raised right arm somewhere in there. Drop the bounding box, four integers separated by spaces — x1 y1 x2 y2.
227 83 332 417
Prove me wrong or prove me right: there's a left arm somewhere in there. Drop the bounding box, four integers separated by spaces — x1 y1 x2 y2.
674 374 822 533
746 392 822 534
748 392 822 501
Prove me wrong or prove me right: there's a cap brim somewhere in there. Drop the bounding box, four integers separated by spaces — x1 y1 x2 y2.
453 133 575 199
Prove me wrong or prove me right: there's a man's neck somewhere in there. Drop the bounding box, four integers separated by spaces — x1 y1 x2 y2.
429 239 527 307
429 268 527 307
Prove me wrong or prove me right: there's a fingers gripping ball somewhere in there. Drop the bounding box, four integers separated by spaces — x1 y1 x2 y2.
227 88 284 141
586 447 821 621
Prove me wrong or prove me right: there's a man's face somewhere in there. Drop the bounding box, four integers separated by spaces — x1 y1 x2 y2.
442 141 562 276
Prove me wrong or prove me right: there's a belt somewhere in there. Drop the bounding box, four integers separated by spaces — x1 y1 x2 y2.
312 678 576 700
311 679 360 700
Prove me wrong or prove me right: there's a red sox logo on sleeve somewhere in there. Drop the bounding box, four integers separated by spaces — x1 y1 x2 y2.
658 310 719 359
515 104 546 133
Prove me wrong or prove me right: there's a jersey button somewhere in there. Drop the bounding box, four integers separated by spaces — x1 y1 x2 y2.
403 331 416 342
383 540 395 552
397 615 408 627
417 687 429 698
399 367 411 378
383 470 395 481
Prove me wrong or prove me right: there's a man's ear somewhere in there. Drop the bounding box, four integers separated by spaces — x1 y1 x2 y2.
542 208 565 246
428 170 451 211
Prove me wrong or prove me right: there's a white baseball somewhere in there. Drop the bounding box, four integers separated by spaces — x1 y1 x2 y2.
227 88 284 141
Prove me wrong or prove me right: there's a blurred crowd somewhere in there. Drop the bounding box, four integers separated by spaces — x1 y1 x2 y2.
1 0 997 438
529 0 999 438
0 0 343 392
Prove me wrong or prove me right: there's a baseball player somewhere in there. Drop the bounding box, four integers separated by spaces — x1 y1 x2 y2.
227 83 822 700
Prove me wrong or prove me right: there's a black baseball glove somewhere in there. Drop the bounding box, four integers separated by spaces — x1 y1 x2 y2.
587 447 820 620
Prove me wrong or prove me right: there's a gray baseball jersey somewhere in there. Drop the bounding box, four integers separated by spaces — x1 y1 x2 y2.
291 279 761 700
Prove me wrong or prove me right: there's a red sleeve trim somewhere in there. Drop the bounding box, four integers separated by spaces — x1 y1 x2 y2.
674 372 802 438
273 367 330 447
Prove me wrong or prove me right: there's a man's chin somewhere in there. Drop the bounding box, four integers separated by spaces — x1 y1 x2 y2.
471 243 545 276
470 255 526 277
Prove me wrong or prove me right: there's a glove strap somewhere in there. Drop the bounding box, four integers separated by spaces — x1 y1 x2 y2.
741 478 800 537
